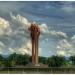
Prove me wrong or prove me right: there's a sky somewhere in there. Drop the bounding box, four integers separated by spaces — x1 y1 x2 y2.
0 1 75 57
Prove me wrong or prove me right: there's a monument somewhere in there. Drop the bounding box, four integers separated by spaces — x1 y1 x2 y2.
25 22 48 68
28 22 40 66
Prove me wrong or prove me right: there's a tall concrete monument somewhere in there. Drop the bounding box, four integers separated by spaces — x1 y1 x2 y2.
28 22 40 66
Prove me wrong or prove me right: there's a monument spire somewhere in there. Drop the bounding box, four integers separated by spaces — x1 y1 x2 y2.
28 22 40 65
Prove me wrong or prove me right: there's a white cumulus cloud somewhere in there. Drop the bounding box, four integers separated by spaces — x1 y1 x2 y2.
39 23 68 39
71 35 75 40
0 17 12 36
56 38 75 56
10 13 31 29
49 30 68 38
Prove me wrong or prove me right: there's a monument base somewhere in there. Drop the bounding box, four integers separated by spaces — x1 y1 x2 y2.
34 64 40 67
25 63 48 68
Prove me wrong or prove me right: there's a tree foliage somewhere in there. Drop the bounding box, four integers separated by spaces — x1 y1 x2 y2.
4 53 17 67
39 56 47 64
0 53 75 67
47 55 66 67
69 56 75 65
16 54 30 66
0 55 5 67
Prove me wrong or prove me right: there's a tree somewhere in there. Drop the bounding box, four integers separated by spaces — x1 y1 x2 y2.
0 55 5 67
16 54 30 66
47 55 66 67
4 53 30 67
69 56 75 66
29 56 32 62
39 56 47 64
4 53 17 67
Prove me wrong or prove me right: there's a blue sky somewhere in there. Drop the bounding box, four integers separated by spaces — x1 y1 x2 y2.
0 1 75 57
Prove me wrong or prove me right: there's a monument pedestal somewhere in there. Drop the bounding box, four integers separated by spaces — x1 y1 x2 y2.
25 63 48 68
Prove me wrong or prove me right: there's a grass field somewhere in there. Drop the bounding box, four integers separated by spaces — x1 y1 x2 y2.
0 67 75 74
